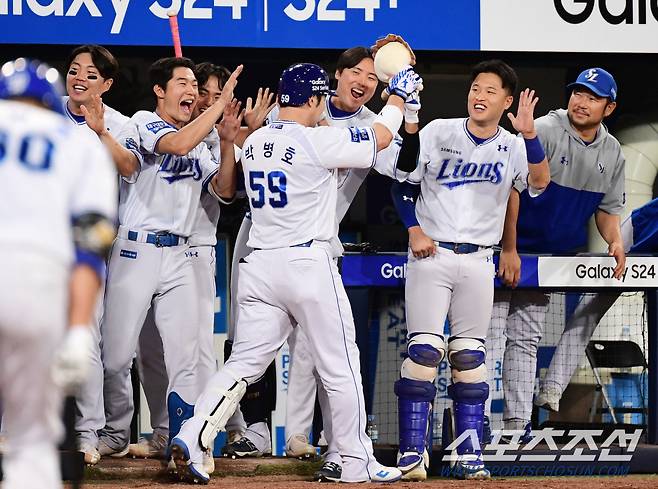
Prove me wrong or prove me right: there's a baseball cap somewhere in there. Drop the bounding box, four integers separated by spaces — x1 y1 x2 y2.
0 58 65 114
278 63 333 107
567 67 617 101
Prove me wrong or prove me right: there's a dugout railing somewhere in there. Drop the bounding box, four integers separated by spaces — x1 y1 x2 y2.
341 252 658 475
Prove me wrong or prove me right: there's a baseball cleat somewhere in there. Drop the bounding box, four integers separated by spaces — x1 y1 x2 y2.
535 387 561 412
314 461 342 482
78 441 100 466
97 438 129 458
369 462 403 483
222 436 270 458
170 437 210 485
452 456 491 480
128 432 168 459
227 430 244 444
397 450 428 481
286 433 317 459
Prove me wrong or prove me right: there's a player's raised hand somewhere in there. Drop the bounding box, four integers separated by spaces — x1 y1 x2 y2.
218 64 243 106
388 66 423 101
244 87 276 132
609 241 626 280
508 88 539 138
80 94 106 136
408 226 436 259
218 98 244 143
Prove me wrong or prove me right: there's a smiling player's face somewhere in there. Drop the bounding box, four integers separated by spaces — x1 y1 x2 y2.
156 67 198 127
467 72 513 126
66 52 113 107
192 75 222 120
334 57 378 112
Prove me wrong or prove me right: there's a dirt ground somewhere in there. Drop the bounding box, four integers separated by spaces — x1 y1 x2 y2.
64 456 658 489
72 474 658 489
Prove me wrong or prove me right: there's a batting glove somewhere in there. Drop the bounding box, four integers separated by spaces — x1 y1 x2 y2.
52 325 93 393
404 91 421 124
388 66 423 101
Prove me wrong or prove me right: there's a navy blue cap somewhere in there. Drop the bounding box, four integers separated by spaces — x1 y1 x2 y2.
278 63 333 107
567 67 617 101
0 58 65 114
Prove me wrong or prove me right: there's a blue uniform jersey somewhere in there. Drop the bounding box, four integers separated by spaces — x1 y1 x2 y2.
516 109 625 253
628 198 658 253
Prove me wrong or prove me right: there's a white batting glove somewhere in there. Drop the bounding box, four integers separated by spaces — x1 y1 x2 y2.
52 325 93 393
388 65 423 101
404 91 421 124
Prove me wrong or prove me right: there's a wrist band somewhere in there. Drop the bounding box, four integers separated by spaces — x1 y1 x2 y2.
374 105 404 136
524 136 546 164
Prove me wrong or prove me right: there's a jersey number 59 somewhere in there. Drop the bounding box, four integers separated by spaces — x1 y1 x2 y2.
249 170 288 208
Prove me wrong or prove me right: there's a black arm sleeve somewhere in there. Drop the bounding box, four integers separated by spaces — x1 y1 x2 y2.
396 130 420 172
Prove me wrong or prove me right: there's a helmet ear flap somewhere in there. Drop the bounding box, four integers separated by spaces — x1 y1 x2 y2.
0 58 65 115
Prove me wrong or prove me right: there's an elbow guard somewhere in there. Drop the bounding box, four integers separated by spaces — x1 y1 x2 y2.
72 212 117 261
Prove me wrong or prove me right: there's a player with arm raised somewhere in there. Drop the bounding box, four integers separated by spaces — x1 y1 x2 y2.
169 62 422 484
390 60 549 480
0 58 117 489
60 43 130 466
128 63 239 469
491 68 625 437
82 57 241 460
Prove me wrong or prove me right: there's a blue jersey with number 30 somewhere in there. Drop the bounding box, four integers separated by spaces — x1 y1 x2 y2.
241 119 376 251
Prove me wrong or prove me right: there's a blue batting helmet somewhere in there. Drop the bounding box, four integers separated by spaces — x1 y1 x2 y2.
0 58 65 114
278 63 333 107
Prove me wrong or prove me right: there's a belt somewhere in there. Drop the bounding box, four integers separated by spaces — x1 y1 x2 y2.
437 241 488 254
253 240 313 251
120 229 187 248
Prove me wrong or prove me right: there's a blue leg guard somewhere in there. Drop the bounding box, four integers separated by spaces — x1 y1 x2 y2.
168 391 194 443
394 378 437 454
447 382 489 456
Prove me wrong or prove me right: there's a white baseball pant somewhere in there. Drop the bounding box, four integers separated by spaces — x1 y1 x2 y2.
0 251 68 489
99 237 200 450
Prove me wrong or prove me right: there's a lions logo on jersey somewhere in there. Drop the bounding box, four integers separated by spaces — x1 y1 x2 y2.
435 158 504 189
158 154 202 183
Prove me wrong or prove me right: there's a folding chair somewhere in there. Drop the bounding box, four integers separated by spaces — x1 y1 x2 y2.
585 340 648 424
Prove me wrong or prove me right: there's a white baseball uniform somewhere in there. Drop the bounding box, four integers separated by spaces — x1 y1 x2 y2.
98 110 220 451
404 119 528 340
136 128 236 442
0 100 116 489
62 96 131 450
226 99 404 458
177 117 397 482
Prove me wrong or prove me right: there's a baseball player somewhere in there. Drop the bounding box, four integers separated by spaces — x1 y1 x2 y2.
222 47 416 481
535 198 656 411
169 61 421 484
61 44 130 466
0 58 117 489
128 62 236 465
391 60 550 480
490 68 625 439
80 56 242 459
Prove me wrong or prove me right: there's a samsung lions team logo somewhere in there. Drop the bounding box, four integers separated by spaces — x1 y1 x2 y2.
435 158 504 188
158 154 203 183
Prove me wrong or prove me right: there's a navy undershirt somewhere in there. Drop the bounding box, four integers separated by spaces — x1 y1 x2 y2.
327 96 358 119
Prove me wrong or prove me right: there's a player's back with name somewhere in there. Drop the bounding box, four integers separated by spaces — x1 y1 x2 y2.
0 100 116 265
410 118 528 247
117 110 218 237
241 120 377 250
